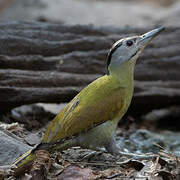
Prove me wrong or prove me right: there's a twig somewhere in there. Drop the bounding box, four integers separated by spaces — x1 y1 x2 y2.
65 159 120 167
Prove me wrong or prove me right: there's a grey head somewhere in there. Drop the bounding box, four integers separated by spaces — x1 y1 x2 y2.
107 27 165 75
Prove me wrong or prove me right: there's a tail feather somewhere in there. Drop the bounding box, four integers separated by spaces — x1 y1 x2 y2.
13 149 35 168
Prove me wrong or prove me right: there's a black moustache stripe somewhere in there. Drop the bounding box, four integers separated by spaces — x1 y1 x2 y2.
106 42 123 75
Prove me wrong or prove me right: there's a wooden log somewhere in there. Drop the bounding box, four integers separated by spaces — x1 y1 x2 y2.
0 21 180 114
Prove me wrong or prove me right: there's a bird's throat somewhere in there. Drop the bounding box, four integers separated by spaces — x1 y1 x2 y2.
109 60 136 87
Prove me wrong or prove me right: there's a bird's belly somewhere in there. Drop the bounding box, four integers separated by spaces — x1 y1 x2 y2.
76 117 120 150
75 92 133 150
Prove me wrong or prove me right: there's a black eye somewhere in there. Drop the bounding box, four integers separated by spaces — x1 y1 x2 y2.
126 40 133 47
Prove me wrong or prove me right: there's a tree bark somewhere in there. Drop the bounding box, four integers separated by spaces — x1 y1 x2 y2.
0 21 180 114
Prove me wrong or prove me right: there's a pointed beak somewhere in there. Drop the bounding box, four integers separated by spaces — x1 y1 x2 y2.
138 27 165 48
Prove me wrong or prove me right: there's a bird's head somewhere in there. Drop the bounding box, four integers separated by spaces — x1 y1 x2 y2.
107 27 164 75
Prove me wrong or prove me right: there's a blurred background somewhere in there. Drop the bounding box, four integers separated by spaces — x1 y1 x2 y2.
0 0 180 27
0 0 180 168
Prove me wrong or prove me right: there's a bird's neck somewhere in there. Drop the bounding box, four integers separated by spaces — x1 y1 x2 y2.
109 60 136 87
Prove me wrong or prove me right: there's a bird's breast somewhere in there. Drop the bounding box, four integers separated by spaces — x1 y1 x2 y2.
114 85 134 121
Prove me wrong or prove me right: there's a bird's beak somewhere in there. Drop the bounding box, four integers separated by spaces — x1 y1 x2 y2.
138 27 165 49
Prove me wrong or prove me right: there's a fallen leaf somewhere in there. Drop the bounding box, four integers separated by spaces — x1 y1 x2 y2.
57 166 94 180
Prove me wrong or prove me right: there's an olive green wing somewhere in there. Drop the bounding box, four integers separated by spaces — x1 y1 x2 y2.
42 77 125 143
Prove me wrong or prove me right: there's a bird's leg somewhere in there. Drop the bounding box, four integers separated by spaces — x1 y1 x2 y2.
104 136 121 155
104 137 157 160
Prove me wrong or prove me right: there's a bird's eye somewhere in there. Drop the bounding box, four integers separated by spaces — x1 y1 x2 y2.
126 40 133 47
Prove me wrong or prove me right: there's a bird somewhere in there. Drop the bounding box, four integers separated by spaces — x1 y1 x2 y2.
12 27 164 170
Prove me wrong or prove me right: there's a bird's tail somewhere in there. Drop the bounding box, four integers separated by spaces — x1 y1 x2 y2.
12 149 36 169
12 139 77 170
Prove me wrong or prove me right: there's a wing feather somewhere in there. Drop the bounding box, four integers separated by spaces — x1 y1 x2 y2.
42 75 125 143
